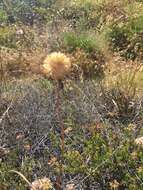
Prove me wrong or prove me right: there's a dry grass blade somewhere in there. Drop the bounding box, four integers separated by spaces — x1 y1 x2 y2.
9 170 36 190
0 101 13 124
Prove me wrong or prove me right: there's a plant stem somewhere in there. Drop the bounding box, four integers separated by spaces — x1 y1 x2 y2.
55 80 65 190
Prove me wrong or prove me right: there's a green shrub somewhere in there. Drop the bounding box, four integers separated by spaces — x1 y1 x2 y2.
64 122 143 189
108 14 143 59
0 10 8 23
63 32 97 53
0 26 16 48
0 148 35 190
1 120 143 189
127 15 143 34
64 150 86 174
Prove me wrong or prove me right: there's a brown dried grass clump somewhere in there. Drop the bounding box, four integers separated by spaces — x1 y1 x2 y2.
41 52 71 80
72 49 105 79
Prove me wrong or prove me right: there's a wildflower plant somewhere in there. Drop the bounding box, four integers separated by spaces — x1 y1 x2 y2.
41 52 72 190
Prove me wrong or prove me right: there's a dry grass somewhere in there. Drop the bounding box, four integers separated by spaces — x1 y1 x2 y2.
1 0 143 189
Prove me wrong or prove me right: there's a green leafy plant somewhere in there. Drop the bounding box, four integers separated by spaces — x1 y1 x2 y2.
0 10 8 23
0 26 16 48
63 32 97 53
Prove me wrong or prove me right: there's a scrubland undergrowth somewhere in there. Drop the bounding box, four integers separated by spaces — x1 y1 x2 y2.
1 0 143 189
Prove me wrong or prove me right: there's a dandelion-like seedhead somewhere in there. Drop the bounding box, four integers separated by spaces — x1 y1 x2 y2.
135 137 143 146
31 177 53 190
41 52 71 80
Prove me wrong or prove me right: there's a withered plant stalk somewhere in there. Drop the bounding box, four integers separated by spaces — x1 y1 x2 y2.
55 80 65 190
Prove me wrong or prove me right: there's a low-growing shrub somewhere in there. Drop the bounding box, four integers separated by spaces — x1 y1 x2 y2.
108 14 143 60
0 10 8 24
72 49 105 79
64 150 86 174
60 0 103 30
63 32 97 53
0 26 17 48
0 75 143 189
64 122 143 189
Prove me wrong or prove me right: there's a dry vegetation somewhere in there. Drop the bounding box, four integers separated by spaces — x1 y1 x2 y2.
1 0 143 190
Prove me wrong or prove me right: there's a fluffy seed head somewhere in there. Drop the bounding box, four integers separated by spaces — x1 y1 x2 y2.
135 137 143 146
31 177 53 190
41 52 71 80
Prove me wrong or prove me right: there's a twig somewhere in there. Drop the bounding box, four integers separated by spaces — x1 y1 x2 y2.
55 81 65 190
0 101 13 124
